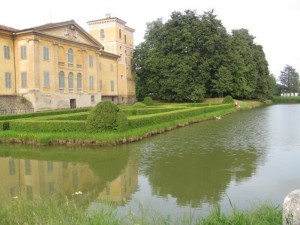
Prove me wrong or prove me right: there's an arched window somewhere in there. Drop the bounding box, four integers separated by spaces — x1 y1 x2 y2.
68 72 74 89
68 48 73 64
59 71 65 89
77 73 82 89
100 29 105 40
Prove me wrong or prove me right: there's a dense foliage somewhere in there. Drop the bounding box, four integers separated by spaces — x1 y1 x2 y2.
133 10 277 101
278 65 299 95
222 96 234 104
86 101 128 132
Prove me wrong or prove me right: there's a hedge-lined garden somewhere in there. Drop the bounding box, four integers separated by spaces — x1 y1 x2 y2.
0 99 238 145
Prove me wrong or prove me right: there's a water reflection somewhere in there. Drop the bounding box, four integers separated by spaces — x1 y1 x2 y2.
138 109 268 207
0 145 138 206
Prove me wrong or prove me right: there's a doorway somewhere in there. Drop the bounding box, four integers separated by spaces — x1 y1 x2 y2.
70 99 76 109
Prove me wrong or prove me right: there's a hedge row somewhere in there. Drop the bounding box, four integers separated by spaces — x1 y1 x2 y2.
8 120 86 132
0 107 91 121
128 104 233 128
123 107 186 116
26 112 89 121
1 104 233 132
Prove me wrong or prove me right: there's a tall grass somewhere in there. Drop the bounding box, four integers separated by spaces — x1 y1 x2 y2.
0 198 282 225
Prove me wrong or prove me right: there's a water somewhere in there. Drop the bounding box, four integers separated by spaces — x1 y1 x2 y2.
1 104 300 218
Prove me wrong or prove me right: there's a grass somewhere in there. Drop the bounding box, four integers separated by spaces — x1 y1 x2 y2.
273 96 300 103
0 197 282 225
0 99 267 146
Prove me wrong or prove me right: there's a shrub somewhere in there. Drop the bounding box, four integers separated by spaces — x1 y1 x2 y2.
86 101 128 132
133 102 146 108
3 121 10 130
143 97 154 106
222 95 234 104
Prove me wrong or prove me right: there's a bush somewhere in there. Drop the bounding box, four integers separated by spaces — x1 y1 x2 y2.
86 101 128 132
143 97 154 106
133 102 146 108
222 95 234 104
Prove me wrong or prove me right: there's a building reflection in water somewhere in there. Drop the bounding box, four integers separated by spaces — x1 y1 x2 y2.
0 154 138 206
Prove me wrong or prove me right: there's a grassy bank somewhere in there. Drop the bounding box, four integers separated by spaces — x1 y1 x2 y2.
0 99 266 146
273 96 300 104
0 198 282 225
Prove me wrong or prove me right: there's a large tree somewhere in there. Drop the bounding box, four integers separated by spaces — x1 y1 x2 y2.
133 10 273 101
279 65 299 95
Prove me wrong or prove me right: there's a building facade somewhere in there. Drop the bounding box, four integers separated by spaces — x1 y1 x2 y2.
88 14 136 104
0 17 135 112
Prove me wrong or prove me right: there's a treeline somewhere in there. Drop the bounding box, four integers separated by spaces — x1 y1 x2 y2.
133 10 277 101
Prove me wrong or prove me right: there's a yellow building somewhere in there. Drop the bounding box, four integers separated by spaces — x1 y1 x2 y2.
0 17 135 112
88 14 136 104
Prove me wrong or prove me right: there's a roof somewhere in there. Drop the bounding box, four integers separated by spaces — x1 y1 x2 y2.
18 20 75 32
15 20 103 48
0 24 19 32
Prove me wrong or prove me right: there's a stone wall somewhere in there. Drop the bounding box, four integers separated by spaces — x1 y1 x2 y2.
0 95 34 114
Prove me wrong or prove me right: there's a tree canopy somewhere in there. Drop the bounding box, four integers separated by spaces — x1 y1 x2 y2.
279 65 299 95
133 10 276 101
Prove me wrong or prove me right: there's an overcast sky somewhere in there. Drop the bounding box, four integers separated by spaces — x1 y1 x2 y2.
1 0 299 79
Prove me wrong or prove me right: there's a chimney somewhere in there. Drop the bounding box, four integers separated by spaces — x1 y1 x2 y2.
105 13 111 18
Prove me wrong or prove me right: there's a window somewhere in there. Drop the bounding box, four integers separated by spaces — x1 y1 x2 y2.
43 46 49 60
111 80 114 92
26 185 33 200
47 161 53 172
91 95 95 103
89 55 93 67
59 71 65 89
9 159 16 175
21 72 27 88
25 160 31 175
100 29 105 39
89 76 94 89
72 171 79 189
68 72 74 89
5 72 11 88
119 29 122 39
49 182 55 196
124 35 127 44
68 48 73 64
20 45 27 59
99 80 102 90
110 64 113 72
4 46 10 59
77 73 82 89
44 71 50 88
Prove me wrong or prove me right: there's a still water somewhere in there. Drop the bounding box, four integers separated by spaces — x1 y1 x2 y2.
1 104 300 218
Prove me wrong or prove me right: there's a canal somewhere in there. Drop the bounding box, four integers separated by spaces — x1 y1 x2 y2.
1 104 300 218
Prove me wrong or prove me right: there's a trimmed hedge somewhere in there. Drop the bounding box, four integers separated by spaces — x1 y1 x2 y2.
9 120 86 132
32 112 89 121
0 108 91 121
86 101 128 132
1 103 233 133
123 107 186 116
128 104 233 128
0 121 10 131
143 97 154 106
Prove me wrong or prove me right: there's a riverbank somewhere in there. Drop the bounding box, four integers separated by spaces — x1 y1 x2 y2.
0 100 267 146
0 197 281 225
